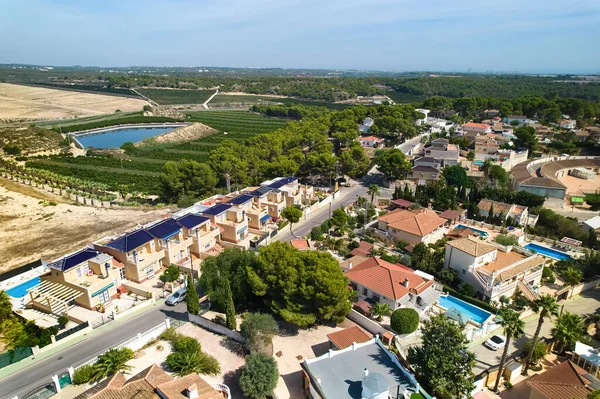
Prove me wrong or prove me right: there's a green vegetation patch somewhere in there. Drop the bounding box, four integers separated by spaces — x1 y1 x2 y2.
0 126 64 155
185 111 287 134
137 88 215 105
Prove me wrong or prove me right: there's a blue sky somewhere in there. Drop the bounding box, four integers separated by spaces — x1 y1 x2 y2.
1 0 599 73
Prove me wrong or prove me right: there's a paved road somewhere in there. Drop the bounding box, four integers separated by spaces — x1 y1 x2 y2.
0 300 188 399
0 133 428 397
471 289 600 375
277 133 427 243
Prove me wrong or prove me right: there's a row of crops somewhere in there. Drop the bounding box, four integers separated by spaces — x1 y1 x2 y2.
136 88 215 105
26 111 288 195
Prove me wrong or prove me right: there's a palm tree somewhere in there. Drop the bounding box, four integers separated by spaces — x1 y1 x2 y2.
493 308 525 392
369 303 391 321
368 184 380 205
523 295 559 374
585 314 600 336
92 347 134 381
552 312 585 354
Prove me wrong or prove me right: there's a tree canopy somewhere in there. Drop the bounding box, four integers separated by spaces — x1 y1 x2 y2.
375 149 412 181
159 159 217 202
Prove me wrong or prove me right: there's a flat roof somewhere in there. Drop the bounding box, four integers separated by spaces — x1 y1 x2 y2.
304 340 416 399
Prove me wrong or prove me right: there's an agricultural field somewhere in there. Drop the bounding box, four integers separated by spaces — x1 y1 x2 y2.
22 111 287 195
207 93 285 108
137 88 215 105
0 83 148 122
0 126 64 155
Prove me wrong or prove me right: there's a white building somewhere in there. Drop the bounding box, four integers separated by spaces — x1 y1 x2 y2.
559 119 577 130
462 122 492 134
415 108 430 125
503 115 529 125
583 216 600 234
444 237 545 303
358 117 375 133
360 135 384 147
423 138 460 165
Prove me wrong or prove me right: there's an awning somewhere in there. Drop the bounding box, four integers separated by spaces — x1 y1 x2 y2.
260 214 271 223
237 226 248 234
92 282 115 297
417 288 440 306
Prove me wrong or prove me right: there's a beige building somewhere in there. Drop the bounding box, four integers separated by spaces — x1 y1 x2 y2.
444 237 545 303
146 218 193 269
95 229 165 283
377 209 447 245
175 213 221 259
201 203 249 247
39 248 122 311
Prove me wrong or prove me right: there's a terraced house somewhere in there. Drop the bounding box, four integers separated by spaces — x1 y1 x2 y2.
444 237 546 302
95 229 166 284
201 203 249 248
175 213 221 261
32 248 122 312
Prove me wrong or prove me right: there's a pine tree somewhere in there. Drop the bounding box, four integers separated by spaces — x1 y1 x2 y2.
487 204 495 224
186 274 200 315
224 277 237 331
403 184 410 200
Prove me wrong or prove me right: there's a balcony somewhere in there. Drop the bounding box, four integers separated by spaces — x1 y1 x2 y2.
164 236 193 254
212 383 231 398
126 249 165 268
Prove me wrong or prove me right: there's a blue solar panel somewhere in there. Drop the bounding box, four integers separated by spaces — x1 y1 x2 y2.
176 214 209 229
228 194 253 205
268 176 297 189
106 229 154 253
202 203 231 216
249 186 272 197
50 248 100 271
147 218 182 239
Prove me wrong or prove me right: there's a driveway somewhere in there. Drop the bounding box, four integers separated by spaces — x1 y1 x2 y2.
177 323 246 398
471 289 600 375
273 319 357 399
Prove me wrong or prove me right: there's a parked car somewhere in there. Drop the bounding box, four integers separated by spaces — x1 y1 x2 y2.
484 335 506 351
166 288 187 306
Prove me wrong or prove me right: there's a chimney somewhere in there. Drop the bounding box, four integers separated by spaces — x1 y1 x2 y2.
363 368 369 379
348 261 353 270
186 383 198 399
404 277 410 289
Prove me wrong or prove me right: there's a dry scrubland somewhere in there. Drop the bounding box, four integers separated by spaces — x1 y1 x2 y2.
0 83 148 121
0 178 168 272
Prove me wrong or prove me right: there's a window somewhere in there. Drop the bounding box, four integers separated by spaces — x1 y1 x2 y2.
145 265 154 276
372 294 381 302
362 288 368 296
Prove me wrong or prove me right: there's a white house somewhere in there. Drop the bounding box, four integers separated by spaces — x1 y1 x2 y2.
415 108 430 125
345 257 439 311
559 119 577 130
360 135 384 147
477 199 536 226
444 237 546 303
462 122 492 134
358 117 375 133
503 115 529 125
583 216 600 234
423 138 460 165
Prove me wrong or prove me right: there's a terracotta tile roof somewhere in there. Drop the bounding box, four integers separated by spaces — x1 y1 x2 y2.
477 199 513 215
327 326 373 349
378 209 446 237
528 360 592 399
447 237 496 257
462 123 490 129
447 227 478 239
290 239 311 250
345 257 433 300
350 241 374 257
438 209 462 220
156 373 224 399
340 255 369 272
496 255 545 281
390 199 415 208
361 136 384 141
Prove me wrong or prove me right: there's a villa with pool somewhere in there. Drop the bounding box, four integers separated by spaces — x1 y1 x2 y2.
444 237 546 303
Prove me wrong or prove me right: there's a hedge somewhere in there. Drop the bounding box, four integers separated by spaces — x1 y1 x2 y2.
390 308 419 335
443 285 498 314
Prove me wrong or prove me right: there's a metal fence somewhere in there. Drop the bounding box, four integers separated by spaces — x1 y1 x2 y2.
56 321 89 341
91 314 114 329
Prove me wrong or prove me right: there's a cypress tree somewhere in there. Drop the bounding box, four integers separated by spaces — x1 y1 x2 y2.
186 274 200 315
224 277 237 331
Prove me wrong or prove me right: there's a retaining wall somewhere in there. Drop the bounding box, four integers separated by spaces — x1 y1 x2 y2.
188 312 243 342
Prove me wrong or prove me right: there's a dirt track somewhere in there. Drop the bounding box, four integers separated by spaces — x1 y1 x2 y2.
0 178 168 272
0 83 148 121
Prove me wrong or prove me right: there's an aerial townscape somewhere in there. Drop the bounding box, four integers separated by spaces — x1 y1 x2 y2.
1 2 600 399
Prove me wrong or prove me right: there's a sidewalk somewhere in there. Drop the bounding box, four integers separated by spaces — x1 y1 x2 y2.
0 298 165 380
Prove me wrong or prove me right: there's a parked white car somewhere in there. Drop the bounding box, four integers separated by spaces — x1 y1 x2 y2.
484 335 506 351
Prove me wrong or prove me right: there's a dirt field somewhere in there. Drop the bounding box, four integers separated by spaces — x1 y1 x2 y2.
558 174 600 195
0 178 168 272
0 83 148 122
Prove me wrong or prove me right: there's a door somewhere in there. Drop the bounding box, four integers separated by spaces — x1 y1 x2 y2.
118 267 126 282
98 290 110 304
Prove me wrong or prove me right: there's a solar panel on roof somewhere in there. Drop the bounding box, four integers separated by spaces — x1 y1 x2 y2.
146 218 181 239
228 194 253 205
106 229 154 253
249 186 272 197
268 176 297 189
202 203 231 216
50 248 100 271
176 214 209 229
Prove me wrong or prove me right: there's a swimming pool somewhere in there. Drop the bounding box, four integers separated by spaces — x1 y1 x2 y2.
474 160 484 166
437 295 492 325
455 224 489 237
524 243 572 261
5 277 41 299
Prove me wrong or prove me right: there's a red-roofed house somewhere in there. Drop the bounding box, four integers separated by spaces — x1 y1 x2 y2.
350 241 374 257
360 136 385 147
462 123 492 134
527 360 594 399
377 209 447 245
327 326 373 349
345 257 439 311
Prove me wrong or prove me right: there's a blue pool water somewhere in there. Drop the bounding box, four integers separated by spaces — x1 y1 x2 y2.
455 224 489 237
524 243 572 261
6 277 41 299
474 160 484 165
438 295 492 325
76 127 176 148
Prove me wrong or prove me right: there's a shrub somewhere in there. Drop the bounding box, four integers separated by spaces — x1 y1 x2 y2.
239 352 279 399
165 351 220 377
240 313 279 353
310 227 323 240
159 265 181 283
160 327 178 342
3 143 22 155
503 381 513 389
495 235 518 246
92 347 134 381
522 339 548 365
72 364 95 385
57 315 69 329
390 308 419 335
173 336 202 354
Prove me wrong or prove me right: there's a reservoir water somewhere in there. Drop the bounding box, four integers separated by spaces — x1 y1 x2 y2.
75 126 177 148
